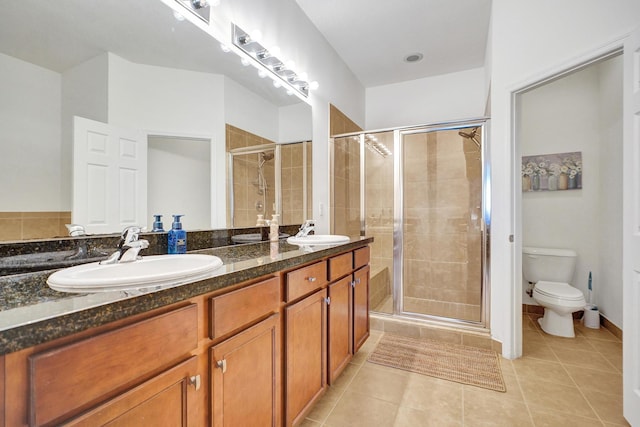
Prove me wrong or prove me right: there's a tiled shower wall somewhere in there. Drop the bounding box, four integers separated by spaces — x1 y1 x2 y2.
330 104 363 238
226 124 276 228
364 132 394 313
227 124 311 228
402 130 482 321
280 142 312 226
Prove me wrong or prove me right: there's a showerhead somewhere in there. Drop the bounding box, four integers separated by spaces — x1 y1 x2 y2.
458 127 481 149
260 152 274 161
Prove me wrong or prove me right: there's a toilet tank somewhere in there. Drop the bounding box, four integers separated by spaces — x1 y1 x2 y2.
522 247 577 284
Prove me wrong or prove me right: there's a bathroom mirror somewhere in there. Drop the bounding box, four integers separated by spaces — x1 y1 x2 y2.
0 0 312 241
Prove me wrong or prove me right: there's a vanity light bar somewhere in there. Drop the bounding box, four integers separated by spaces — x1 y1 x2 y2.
231 24 312 98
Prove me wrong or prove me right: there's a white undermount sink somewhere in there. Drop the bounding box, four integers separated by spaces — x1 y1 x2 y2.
47 254 223 293
286 235 351 246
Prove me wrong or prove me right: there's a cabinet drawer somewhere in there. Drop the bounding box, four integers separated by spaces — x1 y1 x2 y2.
285 261 328 302
210 276 280 338
354 246 370 270
328 252 353 281
29 304 198 427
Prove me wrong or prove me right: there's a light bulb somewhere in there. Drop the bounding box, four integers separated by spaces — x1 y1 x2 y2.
286 89 294 96
251 29 263 43
240 57 251 67
220 43 231 53
285 60 296 70
273 80 281 88
309 81 319 90
258 69 268 78
297 72 308 81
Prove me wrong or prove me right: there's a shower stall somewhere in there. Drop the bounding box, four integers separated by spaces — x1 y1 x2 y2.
331 120 490 328
228 141 312 227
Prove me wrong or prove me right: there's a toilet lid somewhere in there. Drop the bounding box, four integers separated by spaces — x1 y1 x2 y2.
535 281 585 301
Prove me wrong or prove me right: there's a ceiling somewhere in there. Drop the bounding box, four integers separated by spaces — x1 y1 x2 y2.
295 0 492 88
0 0 299 106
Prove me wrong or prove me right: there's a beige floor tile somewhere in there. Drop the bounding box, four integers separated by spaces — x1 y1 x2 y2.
529 408 605 426
575 325 621 342
519 377 597 418
551 348 618 373
500 358 516 376
523 328 546 343
463 390 534 426
543 335 596 352
305 386 345 423
299 418 323 426
324 391 399 427
330 362 362 392
582 389 627 425
564 365 622 396
512 357 573 386
393 405 462 427
347 363 410 404
399 372 463 414
522 341 558 362
464 373 524 403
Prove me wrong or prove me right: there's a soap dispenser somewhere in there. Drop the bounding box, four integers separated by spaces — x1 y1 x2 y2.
168 215 187 254
152 214 164 232
269 214 280 242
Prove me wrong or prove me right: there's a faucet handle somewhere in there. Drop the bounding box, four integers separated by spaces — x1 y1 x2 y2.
120 226 143 247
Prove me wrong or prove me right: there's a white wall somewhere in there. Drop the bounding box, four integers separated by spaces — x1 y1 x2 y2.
0 53 61 211
224 77 279 142
107 54 227 228
365 67 487 129
490 0 640 357
279 103 313 143
520 57 622 328
147 136 211 231
61 53 109 210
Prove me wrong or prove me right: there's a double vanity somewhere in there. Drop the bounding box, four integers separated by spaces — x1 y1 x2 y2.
0 233 371 426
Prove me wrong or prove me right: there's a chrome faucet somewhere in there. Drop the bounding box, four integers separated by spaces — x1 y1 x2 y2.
295 220 315 237
100 226 149 264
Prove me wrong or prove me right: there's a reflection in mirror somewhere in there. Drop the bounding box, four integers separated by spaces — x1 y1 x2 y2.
0 0 312 242
226 125 312 228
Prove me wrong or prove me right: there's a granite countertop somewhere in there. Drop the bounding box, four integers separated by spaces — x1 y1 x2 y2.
0 237 372 355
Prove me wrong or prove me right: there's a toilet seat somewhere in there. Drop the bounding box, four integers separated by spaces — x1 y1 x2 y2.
534 281 584 301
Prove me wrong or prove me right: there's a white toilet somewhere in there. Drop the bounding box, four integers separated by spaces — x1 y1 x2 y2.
522 247 586 338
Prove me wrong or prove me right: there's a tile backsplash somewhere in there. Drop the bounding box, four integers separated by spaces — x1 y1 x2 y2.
0 212 71 241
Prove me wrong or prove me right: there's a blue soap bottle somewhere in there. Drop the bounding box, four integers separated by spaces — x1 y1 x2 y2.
168 215 186 254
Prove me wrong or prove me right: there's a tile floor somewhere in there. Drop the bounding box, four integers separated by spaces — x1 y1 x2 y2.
299 313 627 426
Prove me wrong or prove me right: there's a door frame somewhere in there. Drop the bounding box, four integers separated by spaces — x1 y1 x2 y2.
509 39 626 359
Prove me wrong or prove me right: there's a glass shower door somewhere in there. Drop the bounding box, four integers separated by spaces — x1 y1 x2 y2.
399 127 484 322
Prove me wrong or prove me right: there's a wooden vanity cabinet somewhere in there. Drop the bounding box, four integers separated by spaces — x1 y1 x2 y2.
284 288 328 427
210 314 280 427
353 264 370 352
208 276 282 427
26 304 200 426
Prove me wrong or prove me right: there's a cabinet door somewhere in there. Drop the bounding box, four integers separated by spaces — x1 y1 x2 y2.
285 288 327 427
353 265 370 352
211 314 281 427
327 276 353 384
65 357 199 426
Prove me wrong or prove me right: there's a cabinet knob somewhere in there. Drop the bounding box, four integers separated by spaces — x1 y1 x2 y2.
325 296 331 305
307 277 317 282
217 359 227 374
189 374 201 391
